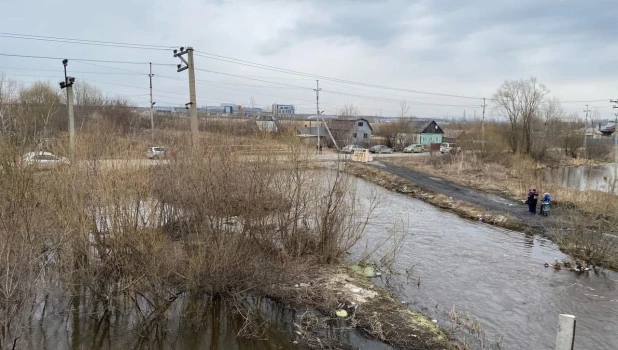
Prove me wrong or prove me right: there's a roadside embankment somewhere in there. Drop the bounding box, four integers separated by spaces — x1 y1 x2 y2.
345 162 522 232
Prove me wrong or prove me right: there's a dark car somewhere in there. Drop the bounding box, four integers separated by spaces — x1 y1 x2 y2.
369 145 393 154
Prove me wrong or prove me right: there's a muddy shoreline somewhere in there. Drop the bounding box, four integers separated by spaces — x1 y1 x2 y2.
274 265 452 349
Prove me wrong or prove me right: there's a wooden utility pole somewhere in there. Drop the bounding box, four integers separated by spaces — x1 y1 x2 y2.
174 47 198 148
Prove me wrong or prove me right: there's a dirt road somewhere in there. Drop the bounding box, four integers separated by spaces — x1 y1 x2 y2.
373 161 562 235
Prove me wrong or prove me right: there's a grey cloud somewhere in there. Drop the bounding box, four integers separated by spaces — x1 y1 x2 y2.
290 0 415 47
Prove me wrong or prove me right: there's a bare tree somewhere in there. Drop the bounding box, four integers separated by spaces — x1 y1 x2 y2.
0 75 19 133
18 82 61 141
532 97 564 159
493 77 548 153
338 104 360 118
561 112 584 158
72 81 104 106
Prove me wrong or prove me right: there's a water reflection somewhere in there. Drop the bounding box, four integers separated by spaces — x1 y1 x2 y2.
541 163 618 194
25 293 294 350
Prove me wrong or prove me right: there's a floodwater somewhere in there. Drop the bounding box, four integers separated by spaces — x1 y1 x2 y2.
541 163 618 194
16 173 618 349
25 294 293 349
23 291 392 350
352 177 618 350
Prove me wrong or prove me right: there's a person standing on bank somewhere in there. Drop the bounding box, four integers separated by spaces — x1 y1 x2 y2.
526 188 539 214
526 189 535 214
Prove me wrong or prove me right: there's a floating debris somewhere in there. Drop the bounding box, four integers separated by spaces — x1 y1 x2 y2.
335 309 348 318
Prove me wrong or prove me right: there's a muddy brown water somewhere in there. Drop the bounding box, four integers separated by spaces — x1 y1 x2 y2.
352 177 618 350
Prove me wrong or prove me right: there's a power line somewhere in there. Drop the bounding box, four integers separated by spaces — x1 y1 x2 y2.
192 68 480 107
0 32 611 105
194 51 485 100
0 66 145 76
0 53 174 66
322 89 480 108
560 99 609 104
0 32 173 51
194 67 313 90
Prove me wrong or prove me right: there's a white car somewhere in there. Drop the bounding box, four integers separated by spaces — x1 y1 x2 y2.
403 144 424 153
440 142 460 153
147 146 173 159
341 144 366 154
21 152 69 169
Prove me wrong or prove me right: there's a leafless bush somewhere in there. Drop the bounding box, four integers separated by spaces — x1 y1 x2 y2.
551 208 618 268
0 123 377 347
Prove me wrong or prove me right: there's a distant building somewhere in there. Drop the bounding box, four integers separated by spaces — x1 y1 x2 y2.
154 106 185 114
273 104 295 118
220 103 239 115
327 118 373 147
407 120 444 146
256 115 278 132
442 129 466 143
295 125 327 146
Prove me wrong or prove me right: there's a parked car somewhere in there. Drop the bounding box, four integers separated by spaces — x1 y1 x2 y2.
341 144 366 153
440 142 461 153
403 144 424 153
369 145 393 154
147 146 173 159
21 151 69 169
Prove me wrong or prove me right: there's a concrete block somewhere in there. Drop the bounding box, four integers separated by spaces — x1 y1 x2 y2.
555 314 576 350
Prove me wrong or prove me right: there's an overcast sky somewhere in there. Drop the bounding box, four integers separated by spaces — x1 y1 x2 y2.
1 0 617 119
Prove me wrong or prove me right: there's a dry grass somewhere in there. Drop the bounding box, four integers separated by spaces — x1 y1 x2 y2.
389 153 618 215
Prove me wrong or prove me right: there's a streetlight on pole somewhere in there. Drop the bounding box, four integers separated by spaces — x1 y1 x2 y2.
59 59 75 159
